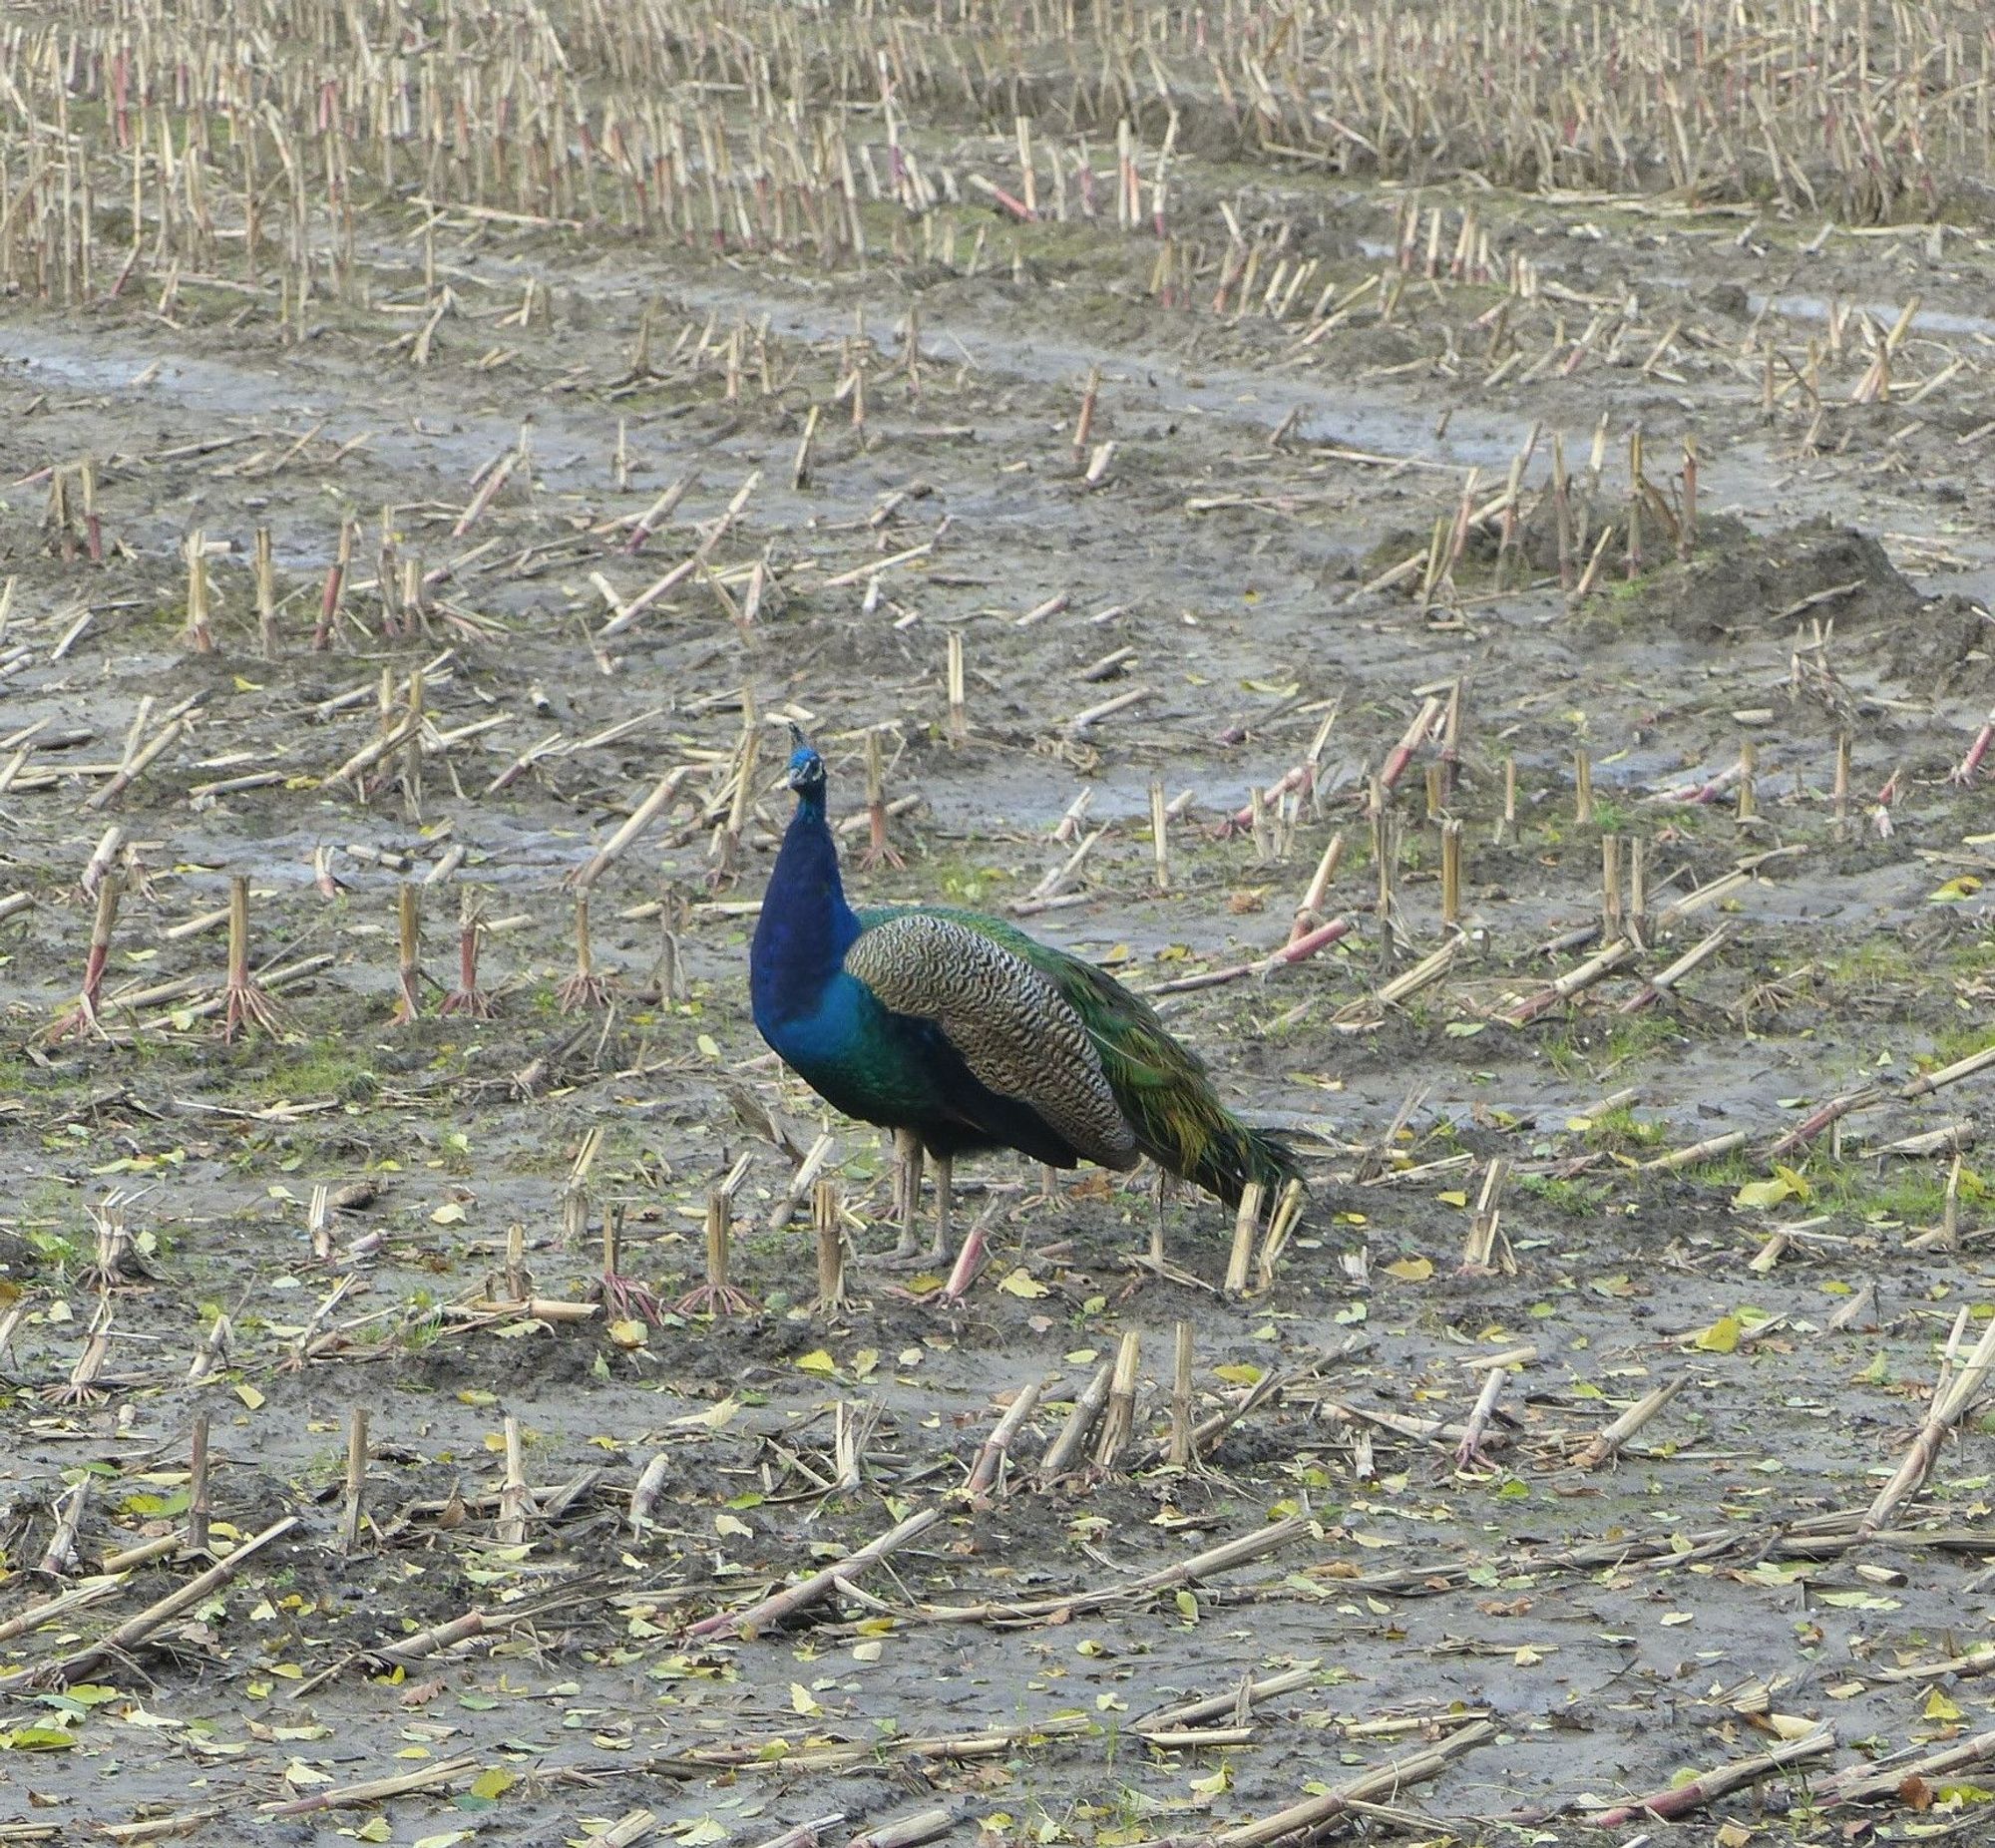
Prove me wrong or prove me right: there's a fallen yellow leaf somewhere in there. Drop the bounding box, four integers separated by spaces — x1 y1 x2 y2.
1694 1314 1742 1354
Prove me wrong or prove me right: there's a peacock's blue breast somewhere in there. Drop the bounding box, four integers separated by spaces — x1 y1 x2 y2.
762 970 939 1122
764 968 872 1062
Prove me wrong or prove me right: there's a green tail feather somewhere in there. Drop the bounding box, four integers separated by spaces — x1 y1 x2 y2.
1077 979 1303 1209
863 903 1304 1209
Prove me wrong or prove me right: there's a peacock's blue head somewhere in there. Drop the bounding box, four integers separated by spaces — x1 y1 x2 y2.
785 724 826 795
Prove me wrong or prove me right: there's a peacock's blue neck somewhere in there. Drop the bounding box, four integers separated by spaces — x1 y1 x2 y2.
751 783 864 1033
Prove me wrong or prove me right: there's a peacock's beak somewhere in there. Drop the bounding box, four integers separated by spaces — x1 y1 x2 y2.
785 722 819 790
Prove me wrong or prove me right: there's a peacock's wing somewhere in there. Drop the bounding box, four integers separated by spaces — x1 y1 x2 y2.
845 913 1138 1170
866 904 1300 1208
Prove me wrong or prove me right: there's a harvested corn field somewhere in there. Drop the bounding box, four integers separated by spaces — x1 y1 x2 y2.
3 3 1995 1845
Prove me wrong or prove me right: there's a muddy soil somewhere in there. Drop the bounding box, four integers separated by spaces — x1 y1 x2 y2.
3 9 1995 1848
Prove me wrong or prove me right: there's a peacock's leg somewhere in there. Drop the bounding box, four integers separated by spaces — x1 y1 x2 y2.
929 1153 954 1264
891 1130 926 1261
889 1130 909 1228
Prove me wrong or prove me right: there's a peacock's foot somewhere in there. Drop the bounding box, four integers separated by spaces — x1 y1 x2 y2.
868 1210 932 1271
597 1271 664 1326
856 843 906 872
672 1282 758 1317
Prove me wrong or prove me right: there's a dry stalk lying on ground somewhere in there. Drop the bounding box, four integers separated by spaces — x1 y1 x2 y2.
686 1506 944 1642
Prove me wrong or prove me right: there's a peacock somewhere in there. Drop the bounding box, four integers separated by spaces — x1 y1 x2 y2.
750 728 1301 1267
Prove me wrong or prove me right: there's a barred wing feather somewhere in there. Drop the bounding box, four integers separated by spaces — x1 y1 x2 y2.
845 914 1138 1171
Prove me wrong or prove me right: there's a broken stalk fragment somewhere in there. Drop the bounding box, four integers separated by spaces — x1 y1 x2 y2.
340 1406 369 1556
1377 694 1443 796
946 631 968 745
1440 819 1462 931
495 1415 535 1548
221 876 282 1042
1224 1182 1264 1297
1290 832 1343 941
941 1198 1002 1302
1460 1156 1512 1274
675 1176 757 1316
438 890 494 1017
389 884 423 1025
80 456 103 563
964 1379 1041 1499
1574 1373 1685 1469
557 893 611 1012
75 828 124 903
186 1413 211 1557
49 875 122 1043
1950 703 1995 785
183 530 213 652
568 765 692 892
1168 1320 1194 1467
1454 1361 1509 1472
1255 1179 1306 1293
857 729 904 871
39 1477 91 1576
813 1177 848 1314
254 526 277 658
1859 1310 1995 1535
706 718 759 892
598 1203 662 1328
1093 1330 1141 1471
313 519 354 651
1037 1358 1113 1488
